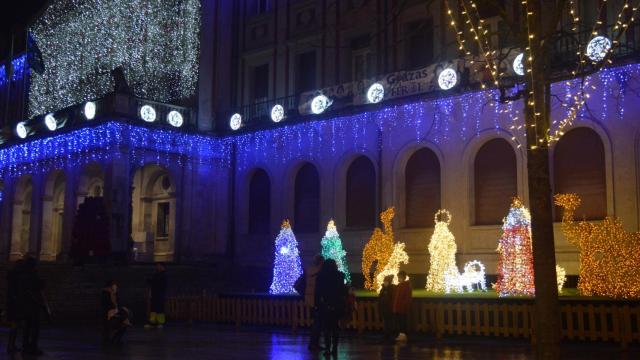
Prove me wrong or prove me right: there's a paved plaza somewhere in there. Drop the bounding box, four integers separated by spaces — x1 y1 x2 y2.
0 324 638 359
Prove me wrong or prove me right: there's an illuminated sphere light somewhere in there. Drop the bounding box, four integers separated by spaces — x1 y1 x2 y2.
366 82 385 104
375 242 409 293
44 114 57 131
269 220 303 295
16 122 28 139
84 101 96 120
321 220 351 284
438 68 458 90
167 110 184 128
140 105 157 123
271 104 285 123
362 207 395 291
230 113 242 131
513 53 525 76
586 35 612 62
311 95 331 114
425 209 460 293
555 193 640 298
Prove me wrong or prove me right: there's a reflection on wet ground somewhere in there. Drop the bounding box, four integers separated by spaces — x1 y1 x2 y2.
0 324 638 359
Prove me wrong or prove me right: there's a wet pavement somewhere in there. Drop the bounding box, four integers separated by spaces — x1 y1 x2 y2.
0 323 638 359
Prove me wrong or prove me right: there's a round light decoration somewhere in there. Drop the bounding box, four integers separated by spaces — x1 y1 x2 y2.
140 105 157 123
44 114 57 131
311 95 331 114
438 68 458 90
230 113 242 130
586 35 612 62
16 122 28 139
84 101 96 120
271 104 285 123
167 110 184 128
367 82 385 104
513 53 525 76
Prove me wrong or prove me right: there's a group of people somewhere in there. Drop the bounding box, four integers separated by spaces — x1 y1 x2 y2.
4 255 47 355
379 271 413 342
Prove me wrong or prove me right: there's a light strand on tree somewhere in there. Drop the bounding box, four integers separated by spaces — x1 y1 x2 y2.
320 220 351 284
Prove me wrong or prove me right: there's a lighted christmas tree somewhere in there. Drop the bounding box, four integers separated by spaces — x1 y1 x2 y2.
495 198 536 297
425 210 460 293
269 220 303 295
321 220 351 284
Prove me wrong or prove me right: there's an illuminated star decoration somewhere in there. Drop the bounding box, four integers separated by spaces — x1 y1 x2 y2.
320 220 351 284
555 193 640 299
494 198 536 297
362 207 395 291
29 0 200 117
269 220 303 295
425 210 460 293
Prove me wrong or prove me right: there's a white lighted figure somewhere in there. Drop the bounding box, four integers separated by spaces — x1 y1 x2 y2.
586 36 612 62
167 110 184 127
230 113 242 130
140 105 157 122
426 210 459 293
311 95 331 114
458 260 487 293
375 242 409 293
438 68 458 90
556 265 567 293
44 114 57 131
513 53 525 76
366 82 384 103
84 101 96 120
271 104 284 122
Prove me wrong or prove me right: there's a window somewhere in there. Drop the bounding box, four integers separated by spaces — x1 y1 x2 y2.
405 19 433 69
350 35 374 81
296 51 316 93
553 127 606 221
156 202 170 238
474 139 517 225
294 163 320 233
249 169 271 234
405 148 441 228
346 156 376 228
252 64 269 103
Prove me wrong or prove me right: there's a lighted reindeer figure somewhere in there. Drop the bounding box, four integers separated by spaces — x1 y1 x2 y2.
362 207 395 291
458 260 487 293
555 193 640 298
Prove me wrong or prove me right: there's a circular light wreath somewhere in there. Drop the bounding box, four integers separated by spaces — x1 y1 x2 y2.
271 104 285 123
438 68 458 90
44 114 57 131
586 35 612 62
140 105 157 123
84 101 96 120
311 95 331 114
16 122 28 139
513 53 525 76
230 113 242 130
366 82 385 104
167 110 184 128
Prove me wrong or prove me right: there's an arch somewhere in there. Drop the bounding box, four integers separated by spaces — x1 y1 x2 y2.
345 155 376 229
474 138 518 225
11 175 33 260
294 162 320 233
405 147 441 228
77 162 105 207
248 168 271 234
553 127 607 221
131 164 177 262
41 170 66 261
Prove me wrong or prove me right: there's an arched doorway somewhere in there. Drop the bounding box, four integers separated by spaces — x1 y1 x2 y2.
41 170 66 261
131 164 176 262
71 163 108 263
345 156 376 229
11 175 33 260
405 147 441 228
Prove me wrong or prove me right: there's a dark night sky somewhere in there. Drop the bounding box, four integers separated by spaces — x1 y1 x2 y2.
0 0 48 59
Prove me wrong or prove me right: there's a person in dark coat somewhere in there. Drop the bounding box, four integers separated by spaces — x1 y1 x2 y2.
315 259 346 356
392 271 412 342
145 263 167 329
17 256 45 355
101 280 131 344
5 259 24 354
378 274 396 342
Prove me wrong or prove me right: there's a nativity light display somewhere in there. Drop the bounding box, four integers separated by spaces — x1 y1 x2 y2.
320 220 351 284
425 210 459 293
271 104 285 123
362 207 395 291
167 111 184 128
438 68 458 90
140 105 157 123
366 82 385 104
269 220 303 295
84 101 96 120
586 35 612 62
230 113 242 130
555 193 640 299
28 0 200 117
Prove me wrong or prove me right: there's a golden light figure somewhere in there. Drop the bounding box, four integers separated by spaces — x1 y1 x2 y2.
425 210 459 293
375 242 410 293
362 207 395 291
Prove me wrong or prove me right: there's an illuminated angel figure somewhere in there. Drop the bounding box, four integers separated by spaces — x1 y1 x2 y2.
362 207 395 291
425 210 460 293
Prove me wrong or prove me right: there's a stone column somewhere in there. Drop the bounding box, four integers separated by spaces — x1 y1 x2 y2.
104 150 132 261
29 173 45 257
60 167 79 261
0 178 15 262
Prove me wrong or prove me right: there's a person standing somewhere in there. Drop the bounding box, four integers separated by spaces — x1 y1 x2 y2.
18 256 45 355
145 263 168 329
378 274 396 342
305 255 324 351
315 259 346 356
392 271 412 342
101 280 131 344
5 259 24 354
